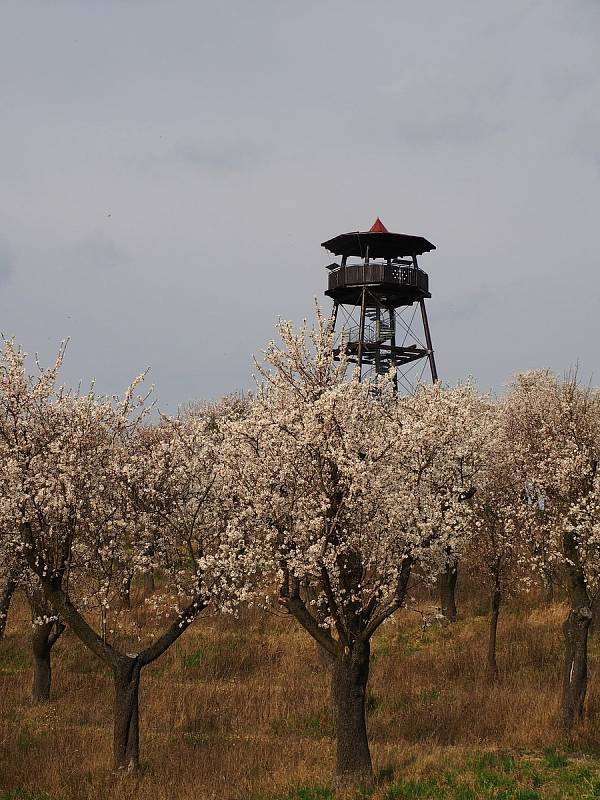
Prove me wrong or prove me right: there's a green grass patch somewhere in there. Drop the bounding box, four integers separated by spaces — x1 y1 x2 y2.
379 751 600 799
270 788 334 800
394 628 436 657
182 647 205 669
0 651 26 674
384 777 446 798
417 687 441 706
542 749 568 769
260 753 600 800
270 712 333 739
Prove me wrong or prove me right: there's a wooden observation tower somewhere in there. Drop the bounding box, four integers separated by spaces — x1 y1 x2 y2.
322 218 438 391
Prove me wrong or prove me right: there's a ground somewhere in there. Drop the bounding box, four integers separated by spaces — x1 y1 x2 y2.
2 587 600 799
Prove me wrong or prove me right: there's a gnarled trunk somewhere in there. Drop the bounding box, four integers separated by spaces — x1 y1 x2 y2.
560 530 592 728
438 562 458 623
32 622 53 702
561 605 591 728
29 589 65 703
332 640 372 783
0 574 18 640
113 658 141 772
487 585 501 679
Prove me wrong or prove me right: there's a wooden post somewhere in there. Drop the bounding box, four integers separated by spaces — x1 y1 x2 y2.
331 302 341 360
413 254 438 383
419 299 438 383
331 301 339 332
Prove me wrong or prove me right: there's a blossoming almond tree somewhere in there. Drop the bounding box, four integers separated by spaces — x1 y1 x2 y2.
224 314 487 783
504 371 600 727
0 341 258 771
465 408 531 679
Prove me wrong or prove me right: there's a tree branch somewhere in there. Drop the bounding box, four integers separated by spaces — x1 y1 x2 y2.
48 620 66 648
280 578 339 657
138 595 208 667
41 579 120 667
364 556 413 639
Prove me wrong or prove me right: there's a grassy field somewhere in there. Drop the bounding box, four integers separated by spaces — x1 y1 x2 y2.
2 588 600 799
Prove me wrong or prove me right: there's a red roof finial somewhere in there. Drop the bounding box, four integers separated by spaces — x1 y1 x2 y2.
369 217 389 233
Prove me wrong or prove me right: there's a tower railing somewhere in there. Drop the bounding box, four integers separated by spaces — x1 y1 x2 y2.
327 263 429 295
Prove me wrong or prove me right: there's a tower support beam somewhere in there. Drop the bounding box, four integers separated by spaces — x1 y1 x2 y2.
357 287 367 381
418 298 438 383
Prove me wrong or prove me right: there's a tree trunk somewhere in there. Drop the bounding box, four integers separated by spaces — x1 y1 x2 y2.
438 562 458 623
143 570 155 595
32 621 53 702
113 658 141 772
0 574 18 640
31 619 64 703
590 593 600 636
560 605 592 728
332 641 373 784
487 586 501 679
31 622 51 702
560 531 592 728
119 573 132 610
28 583 65 703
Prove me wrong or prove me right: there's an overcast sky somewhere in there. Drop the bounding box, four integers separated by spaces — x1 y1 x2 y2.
1 1 598 410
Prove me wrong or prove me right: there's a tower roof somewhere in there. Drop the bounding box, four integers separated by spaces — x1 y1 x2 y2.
369 217 389 233
322 219 435 259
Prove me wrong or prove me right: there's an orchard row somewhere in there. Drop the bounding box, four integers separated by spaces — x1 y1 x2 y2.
1 315 599 785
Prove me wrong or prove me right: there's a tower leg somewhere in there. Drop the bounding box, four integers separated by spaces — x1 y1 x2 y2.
357 287 367 382
331 302 339 334
374 305 381 376
389 306 398 392
419 299 438 383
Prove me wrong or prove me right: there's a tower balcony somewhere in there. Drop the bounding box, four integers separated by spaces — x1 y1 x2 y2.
325 262 430 307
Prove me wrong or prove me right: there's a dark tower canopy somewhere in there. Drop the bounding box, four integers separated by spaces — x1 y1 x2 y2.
321 218 436 259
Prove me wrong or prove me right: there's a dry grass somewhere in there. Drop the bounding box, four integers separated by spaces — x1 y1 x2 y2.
2 586 600 799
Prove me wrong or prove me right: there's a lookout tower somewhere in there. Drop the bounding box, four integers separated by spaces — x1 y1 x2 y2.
322 218 438 391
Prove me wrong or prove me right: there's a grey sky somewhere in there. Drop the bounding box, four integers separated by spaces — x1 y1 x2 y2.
1 1 599 410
